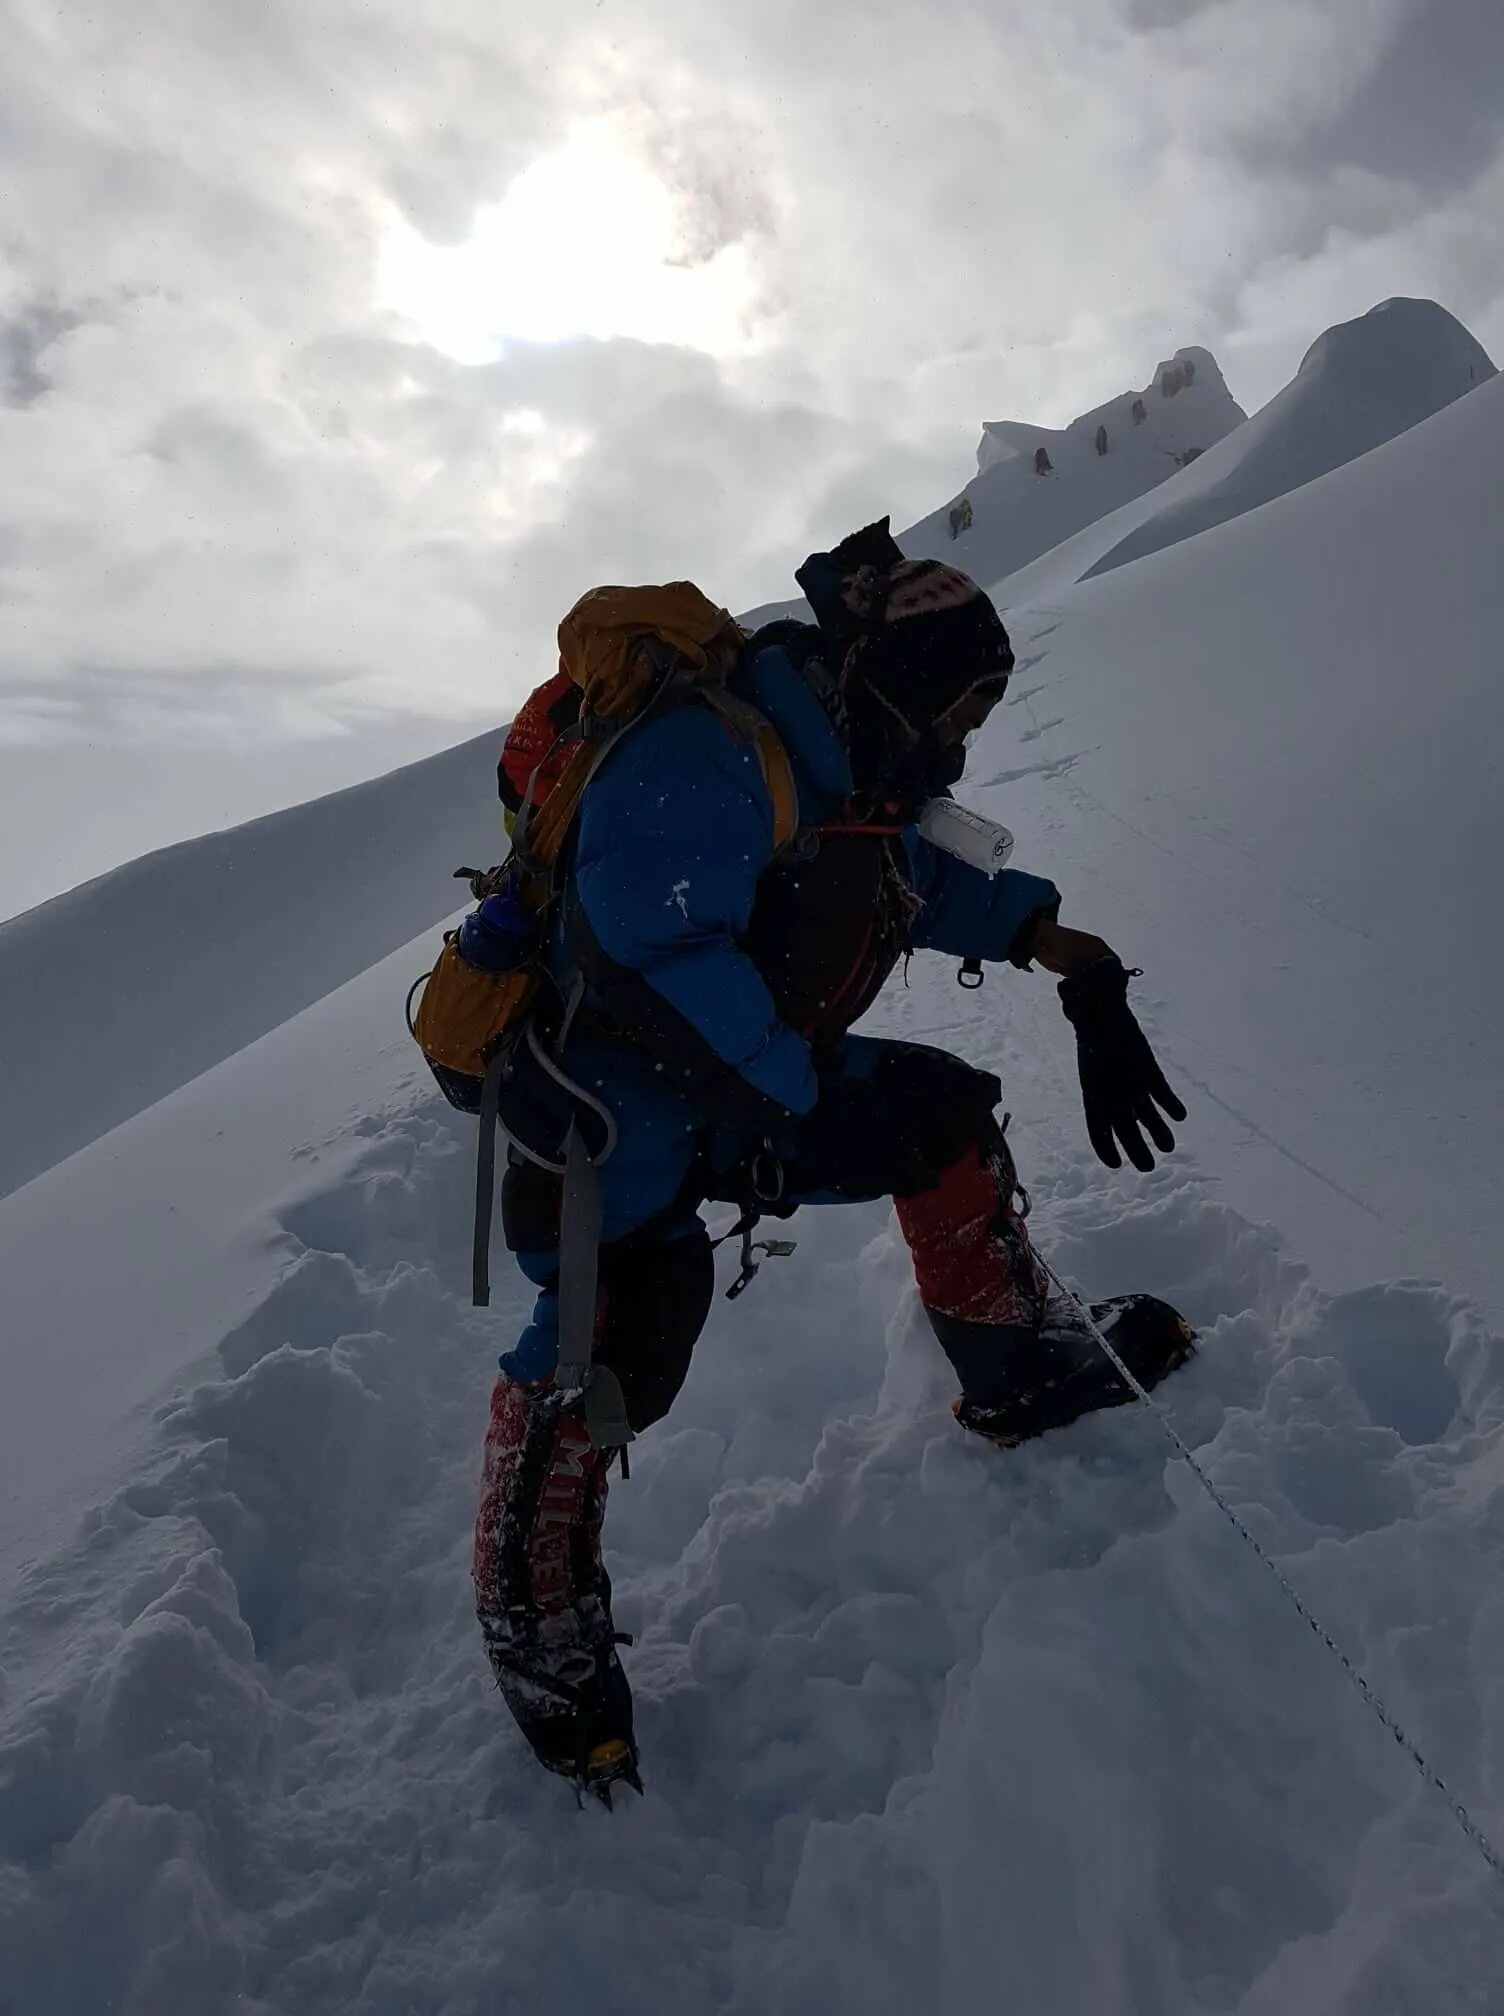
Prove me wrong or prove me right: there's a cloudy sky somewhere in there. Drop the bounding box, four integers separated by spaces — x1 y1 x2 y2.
1 0 1501 910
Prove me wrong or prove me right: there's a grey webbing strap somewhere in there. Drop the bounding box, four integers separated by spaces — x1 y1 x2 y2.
556 1120 602 1393
472 1049 507 1308
554 1122 633 1451
583 1362 633 1452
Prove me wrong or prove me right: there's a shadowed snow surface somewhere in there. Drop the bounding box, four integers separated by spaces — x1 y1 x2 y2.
0 730 501 1203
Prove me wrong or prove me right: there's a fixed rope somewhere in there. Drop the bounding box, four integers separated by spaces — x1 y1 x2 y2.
1041 1259 1504 1887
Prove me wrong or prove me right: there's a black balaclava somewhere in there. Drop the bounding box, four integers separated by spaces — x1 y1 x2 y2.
795 521 1015 815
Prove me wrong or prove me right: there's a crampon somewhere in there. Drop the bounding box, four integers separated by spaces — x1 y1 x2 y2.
576 1737 644 1809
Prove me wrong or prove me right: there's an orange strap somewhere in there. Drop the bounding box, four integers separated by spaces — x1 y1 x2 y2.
523 680 800 879
751 718 800 853
699 689 799 853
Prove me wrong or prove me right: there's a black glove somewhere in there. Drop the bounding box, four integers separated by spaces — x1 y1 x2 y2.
1058 956 1186 1172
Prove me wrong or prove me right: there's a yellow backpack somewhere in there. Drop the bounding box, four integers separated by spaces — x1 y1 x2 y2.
408 582 799 1109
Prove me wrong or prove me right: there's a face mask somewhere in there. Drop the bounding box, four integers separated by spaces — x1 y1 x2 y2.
864 734 965 820
844 663 973 812
925 739 968 793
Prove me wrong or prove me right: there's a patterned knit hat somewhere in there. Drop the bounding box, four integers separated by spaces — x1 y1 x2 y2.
835 556 1015 741
793 522 1015 799
795 523 1015 743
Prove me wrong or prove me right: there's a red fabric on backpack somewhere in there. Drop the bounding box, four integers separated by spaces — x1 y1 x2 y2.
497 663 581 824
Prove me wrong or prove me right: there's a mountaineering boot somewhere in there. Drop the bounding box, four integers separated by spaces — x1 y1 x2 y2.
474 1376 644 1802
485 1629 643 1803
953 1293 1195 1447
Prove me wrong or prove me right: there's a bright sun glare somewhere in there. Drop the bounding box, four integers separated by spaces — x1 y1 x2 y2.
377 122 756 364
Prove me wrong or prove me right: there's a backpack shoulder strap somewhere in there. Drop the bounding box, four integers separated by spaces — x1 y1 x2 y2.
697 686 799 854
742 617 825 666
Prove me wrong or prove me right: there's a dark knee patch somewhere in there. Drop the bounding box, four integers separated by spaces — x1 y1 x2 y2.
501 1159 562 1254
870 1046 1002 1193
596 1231 715 1433
790 1041 1002 1199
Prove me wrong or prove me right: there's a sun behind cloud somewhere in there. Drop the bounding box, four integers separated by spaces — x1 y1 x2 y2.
376 119 758 363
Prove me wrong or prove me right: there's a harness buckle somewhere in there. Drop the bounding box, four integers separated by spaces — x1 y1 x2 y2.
726 1219 799 1300
728 1245 794 1300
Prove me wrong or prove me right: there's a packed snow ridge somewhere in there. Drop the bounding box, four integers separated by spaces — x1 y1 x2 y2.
1078 297 1496 581
975 344 1241 476
748 295 1496 632
3 301 1504 2014
890 344 1246 593
0 731 502 1203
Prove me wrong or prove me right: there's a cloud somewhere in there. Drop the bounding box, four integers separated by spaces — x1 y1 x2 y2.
1274 0 1504 199
0 301 83 408
0 0 1499 754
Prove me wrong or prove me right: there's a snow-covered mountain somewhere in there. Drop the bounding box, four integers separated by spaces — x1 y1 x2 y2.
1078 296 1495 582
975 347 1239 476
1006 295 1497 600
746 297 1495 635
4 319 1504 2013
0 729 501 1203
897 345 1246 580
742 344 1247 627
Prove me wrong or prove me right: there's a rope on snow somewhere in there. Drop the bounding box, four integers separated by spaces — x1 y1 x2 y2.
1042 1257 1504 1888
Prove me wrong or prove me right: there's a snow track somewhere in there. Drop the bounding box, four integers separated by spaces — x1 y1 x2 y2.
5 1059 1504 2013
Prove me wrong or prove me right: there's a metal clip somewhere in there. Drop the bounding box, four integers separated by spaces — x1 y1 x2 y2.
726 1221 798 1300
749 1145 786 1203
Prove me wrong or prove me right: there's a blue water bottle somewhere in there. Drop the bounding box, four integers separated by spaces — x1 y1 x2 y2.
456 882 534 971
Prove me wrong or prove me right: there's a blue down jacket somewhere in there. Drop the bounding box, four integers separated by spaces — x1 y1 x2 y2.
509 631 1060 1252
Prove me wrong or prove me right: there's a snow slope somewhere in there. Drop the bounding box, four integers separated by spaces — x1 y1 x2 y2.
1011 297 1495 599
980 368 1504 1325
0 712 489 931
903 346 1245 576
0 728 502 1203
741 346 1246 629
4 351 1504 2013
749 299 1493 636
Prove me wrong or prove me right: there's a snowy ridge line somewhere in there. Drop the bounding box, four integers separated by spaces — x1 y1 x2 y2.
0 724 503 1203
970 369 1504 1325
1077 298 1495 586
1050 1257 1504 1890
